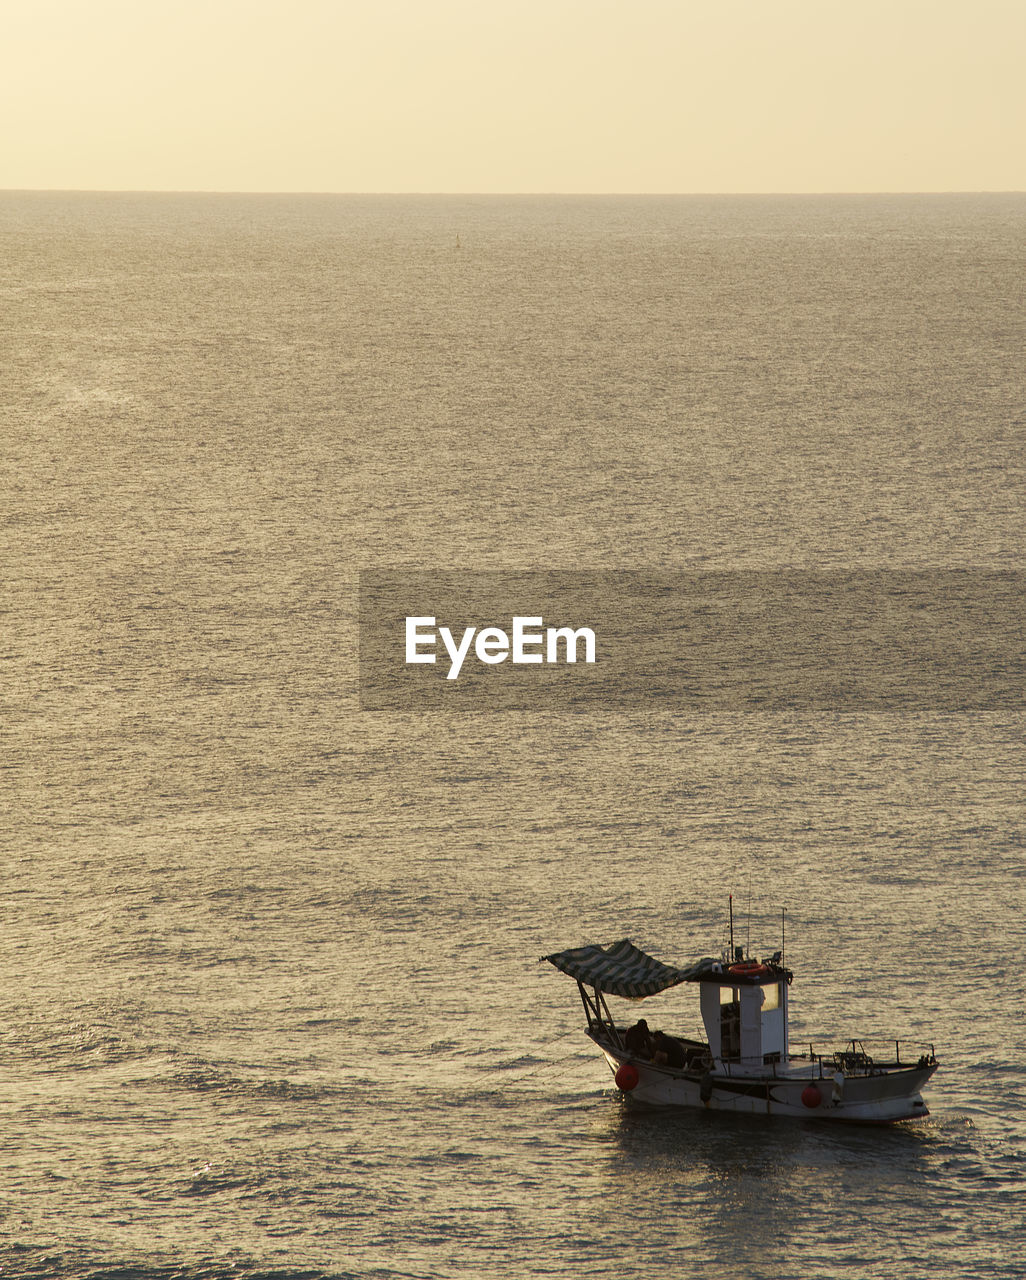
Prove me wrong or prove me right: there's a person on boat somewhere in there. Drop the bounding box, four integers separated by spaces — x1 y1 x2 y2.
624 1019 652 1056
651 1030 686 1068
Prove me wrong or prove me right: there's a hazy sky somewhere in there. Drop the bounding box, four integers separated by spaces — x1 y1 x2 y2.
5 0 1024 193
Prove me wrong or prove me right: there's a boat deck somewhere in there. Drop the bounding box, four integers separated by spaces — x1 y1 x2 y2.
600 1026 936 1082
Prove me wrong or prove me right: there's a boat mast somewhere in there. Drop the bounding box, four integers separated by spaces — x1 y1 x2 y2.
746 867 752 957
728 893 734 957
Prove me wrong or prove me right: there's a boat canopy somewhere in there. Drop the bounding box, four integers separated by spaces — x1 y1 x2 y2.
543 938 718 998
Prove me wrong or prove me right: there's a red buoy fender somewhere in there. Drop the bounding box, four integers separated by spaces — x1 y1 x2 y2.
615 1063 639 1092
801 1085 822 1109
728 961 771 978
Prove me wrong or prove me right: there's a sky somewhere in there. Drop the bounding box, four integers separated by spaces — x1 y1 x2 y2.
4 0 1024 193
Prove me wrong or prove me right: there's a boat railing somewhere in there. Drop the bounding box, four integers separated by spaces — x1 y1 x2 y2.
795 1038 937 1075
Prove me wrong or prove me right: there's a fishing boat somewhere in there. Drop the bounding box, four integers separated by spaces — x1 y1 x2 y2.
543 934 937 1123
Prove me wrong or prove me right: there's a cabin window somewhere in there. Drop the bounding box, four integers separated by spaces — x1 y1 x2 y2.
761 982 781 1012
719 990 741 1060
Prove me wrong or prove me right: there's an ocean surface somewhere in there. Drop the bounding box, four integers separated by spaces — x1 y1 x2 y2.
2 191 1024 1279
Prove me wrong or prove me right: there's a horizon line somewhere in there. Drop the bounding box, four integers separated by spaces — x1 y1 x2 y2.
2 187 1024 198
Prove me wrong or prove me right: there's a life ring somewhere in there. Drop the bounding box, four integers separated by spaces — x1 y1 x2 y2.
728 961 771 978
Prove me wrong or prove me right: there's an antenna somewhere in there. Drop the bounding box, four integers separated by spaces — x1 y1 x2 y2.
781 907 786 966
728 893 734 957
746 867 752 958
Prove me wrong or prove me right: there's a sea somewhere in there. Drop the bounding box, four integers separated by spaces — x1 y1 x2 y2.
2 191 1024 1279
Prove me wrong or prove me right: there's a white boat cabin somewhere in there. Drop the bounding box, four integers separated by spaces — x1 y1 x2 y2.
697 963 789 1067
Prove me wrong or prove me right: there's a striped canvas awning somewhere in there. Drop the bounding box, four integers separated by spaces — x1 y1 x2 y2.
543 938 716 998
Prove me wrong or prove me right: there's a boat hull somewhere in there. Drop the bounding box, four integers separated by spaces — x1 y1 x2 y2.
600 1047 935 1123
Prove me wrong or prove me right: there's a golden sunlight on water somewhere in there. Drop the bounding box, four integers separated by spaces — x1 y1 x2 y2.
1 192 1023 1280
